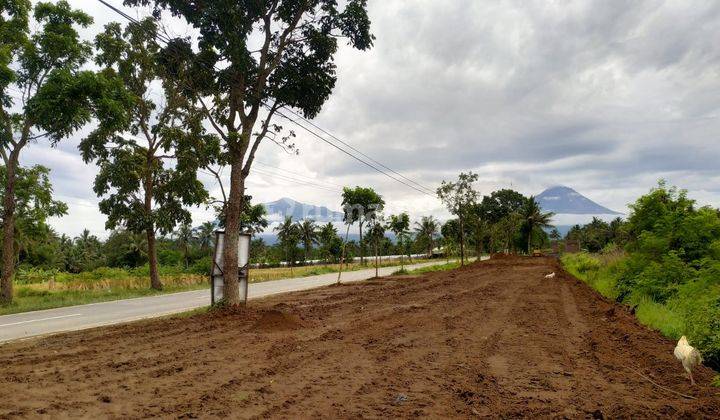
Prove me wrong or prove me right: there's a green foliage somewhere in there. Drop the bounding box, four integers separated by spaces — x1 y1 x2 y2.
562 181 720 368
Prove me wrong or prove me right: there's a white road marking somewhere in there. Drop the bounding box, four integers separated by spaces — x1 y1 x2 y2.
0 313 82 327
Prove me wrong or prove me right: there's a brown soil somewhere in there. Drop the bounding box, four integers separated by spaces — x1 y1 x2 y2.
1 256 719 418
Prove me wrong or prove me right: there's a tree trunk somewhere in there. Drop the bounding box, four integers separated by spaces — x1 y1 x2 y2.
147 229 162 290
337 224 350 284
359 220 364 265
144 168 162 291
459 217 466 266
374 238 379 278
222 160 244 306
1 155 18 305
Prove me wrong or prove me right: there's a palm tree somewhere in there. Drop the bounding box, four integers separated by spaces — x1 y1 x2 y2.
297 219 319 263
274 216 299 274
523 196 555 253
175 222 195 268
318 222 339 262
414 216 438 257
196 221 216 254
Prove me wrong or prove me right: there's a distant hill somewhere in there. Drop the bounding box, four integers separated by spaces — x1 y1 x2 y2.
536 186 620 215
262 197 344 223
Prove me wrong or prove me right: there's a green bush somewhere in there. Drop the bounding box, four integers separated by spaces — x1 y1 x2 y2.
189 256 212 276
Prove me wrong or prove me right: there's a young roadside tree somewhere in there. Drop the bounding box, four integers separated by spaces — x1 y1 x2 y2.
275 216 300 275
341 186 385 265
437 172 479 266
368 214 386 277
387 212 410 271
297 219 319 263
414 215 439 257
124 0 374 306
522 196 554 253
0 1 130 303
83 19 215 290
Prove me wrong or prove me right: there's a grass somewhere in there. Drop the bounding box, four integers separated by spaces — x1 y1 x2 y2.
561 252 684 339
1 258 434 316
394 261 463 276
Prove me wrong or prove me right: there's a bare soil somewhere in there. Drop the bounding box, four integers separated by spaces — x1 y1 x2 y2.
1 256 719 418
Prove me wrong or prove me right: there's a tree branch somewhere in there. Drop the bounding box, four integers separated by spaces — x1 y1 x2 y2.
243 101 280 177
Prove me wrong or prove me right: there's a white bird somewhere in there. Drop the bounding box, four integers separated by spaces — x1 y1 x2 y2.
674 336 703 385
544 272 556 279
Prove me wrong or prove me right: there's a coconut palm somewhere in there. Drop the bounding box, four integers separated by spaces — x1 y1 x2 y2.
274 216 300 274
523 196 555 253
196 221 216 254
175 222 195 268
297 219 319 262
414 216 438 257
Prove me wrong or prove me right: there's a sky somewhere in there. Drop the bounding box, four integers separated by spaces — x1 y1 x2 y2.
15 0 720 237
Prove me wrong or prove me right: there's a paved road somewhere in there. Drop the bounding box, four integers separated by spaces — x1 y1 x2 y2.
0 260 462 343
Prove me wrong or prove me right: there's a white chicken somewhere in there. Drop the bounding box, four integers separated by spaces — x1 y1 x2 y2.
674 336 702 385
544 272 556 279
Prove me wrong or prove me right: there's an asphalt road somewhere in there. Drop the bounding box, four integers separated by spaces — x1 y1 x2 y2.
0 259 461 343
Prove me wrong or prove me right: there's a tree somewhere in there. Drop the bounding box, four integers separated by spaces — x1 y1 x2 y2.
368 214 386 277
414 216 438 257
387 213 410 270
81 19 213 290
478 189 528 224
341 186 384 265
318 222 340 263
0 0 129 304
522 196 554 253
437 172 479 266
174 222 194 269
0 164 67 274
297 219 319 262
275 216 300 274
196 221 216 254
124 0 374 305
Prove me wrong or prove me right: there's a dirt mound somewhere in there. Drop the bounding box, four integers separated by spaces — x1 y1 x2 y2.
1 255 718 418
252 309 304 332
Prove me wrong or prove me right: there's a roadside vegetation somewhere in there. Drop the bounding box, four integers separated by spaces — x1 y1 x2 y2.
562 181 720 369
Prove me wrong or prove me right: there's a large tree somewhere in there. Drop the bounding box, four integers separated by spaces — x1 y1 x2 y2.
437 172 479 266
124 0 374 305
81 19 213 290
0 1 129 303
341 186 384 265
0 164 67 270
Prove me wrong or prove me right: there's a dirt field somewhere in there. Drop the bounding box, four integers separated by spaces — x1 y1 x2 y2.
1 256 719 418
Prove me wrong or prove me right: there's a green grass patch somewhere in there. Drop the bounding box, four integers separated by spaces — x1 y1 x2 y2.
630 296 684 339
393 261 462 276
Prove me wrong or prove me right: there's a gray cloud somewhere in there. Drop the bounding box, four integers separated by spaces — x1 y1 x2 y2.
15 0 720 236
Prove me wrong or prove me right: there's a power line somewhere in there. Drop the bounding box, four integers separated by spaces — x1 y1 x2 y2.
281 107 436 194
275 109 435 197
254 160 345 189
94 0 437 198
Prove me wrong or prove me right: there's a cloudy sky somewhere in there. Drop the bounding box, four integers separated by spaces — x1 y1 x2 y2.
16 0 720 237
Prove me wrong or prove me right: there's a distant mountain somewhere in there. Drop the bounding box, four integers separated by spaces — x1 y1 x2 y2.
262 197 344 223
536 186 621 215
